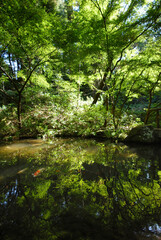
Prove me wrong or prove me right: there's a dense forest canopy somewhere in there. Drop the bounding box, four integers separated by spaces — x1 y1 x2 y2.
0 0 161 140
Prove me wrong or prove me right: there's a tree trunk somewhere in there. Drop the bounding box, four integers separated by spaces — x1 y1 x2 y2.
17 92 22 136
144 90 153 124
92 79 105 105
91 70 109 105
156 110 160 128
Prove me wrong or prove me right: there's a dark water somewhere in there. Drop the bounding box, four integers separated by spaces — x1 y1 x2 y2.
0 138 161 240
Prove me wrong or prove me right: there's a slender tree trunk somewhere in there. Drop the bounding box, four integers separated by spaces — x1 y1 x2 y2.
144 90 153 124
2 81 7 105
103 95 109 111
156 110 160 128
17 92 22 136
111 98 118 131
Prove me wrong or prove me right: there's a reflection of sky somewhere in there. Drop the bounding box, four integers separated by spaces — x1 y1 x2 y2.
1 179 18 206
148 224 161 234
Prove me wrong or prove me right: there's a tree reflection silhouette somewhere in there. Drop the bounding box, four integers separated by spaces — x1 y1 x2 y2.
0 139 161 240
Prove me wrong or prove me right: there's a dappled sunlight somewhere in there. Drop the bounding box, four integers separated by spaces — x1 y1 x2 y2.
0 139 46 154
0 0 160 239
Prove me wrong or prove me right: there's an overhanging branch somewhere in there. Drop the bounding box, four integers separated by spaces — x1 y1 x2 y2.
19 49 58 94
112 21 158 72
0 66 19 92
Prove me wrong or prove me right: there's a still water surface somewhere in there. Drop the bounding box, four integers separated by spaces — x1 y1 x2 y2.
0 138 161 240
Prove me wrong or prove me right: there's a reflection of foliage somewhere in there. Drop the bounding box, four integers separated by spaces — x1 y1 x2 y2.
0 139 161 239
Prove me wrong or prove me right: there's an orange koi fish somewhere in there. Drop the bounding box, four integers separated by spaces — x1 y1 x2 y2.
32 168 44 177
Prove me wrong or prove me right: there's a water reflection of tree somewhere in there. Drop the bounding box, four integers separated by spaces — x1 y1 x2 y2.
0 141 161 240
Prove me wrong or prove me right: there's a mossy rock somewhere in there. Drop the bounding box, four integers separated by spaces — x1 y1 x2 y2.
125 125 158 143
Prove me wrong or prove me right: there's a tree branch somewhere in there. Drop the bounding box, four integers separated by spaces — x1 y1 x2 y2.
0 65 19 92
112 21 158 73
19 49 57 94
0 89 15 101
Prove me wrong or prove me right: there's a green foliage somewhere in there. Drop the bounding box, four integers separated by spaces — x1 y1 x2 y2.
0 0 160 140
48 101 142 139
0 94 143 141
0 105 17 140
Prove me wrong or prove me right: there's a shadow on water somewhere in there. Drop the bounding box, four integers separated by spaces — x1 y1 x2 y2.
0 138 161 240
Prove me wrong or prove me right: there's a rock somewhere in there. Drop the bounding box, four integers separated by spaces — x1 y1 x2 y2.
125 125 159 143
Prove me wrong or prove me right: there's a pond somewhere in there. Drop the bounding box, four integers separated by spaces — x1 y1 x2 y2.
0 138 161 240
